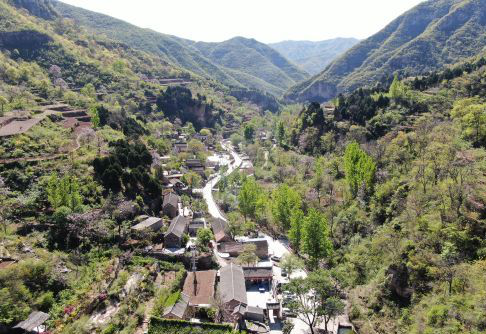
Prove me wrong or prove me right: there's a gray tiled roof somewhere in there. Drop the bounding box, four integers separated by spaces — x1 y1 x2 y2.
163 293 189 318
165 215 188 238
14 311 49 331
219 263 247 305
163 192 180 208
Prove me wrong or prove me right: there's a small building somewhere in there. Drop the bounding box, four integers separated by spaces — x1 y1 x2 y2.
164 215 189 248
183 270 217 308
243 267 273 285
218 239 268 259
211 218 232 243
173 142 188 154
244 239 269 259
131 217 163 232
163 293 190 320
245 306 265 323
185 159 205 176
169 178 187 193
163 192 180 218
13 311 49 333
188 218 205 237
219 264 248 323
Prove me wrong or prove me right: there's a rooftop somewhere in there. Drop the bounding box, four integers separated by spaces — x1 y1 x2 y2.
163 192 180 208
182 270 217 306
163 293 190 318
165 215 188 238
219 263 247 305
131 217 163 231
13 311 49 331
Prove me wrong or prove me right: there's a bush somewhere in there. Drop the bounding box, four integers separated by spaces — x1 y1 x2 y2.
148 317 235 334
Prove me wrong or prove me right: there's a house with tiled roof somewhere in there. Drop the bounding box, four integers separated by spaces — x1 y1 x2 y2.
163 293 190 319
164 215 188 248
163 192 180 218
182 270 217 308
219 264 247 323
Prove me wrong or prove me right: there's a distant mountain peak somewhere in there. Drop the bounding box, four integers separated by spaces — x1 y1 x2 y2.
269 38 359 75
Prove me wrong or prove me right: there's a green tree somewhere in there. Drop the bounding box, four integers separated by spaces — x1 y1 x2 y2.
281 254 304 280
288 209 304 251
80 83 96 99
196 228 214 253
238 177 263 222
301 209 332 267
451 97 486 145
276 120 285 147
343 142 376 198
285 270 344 334
182 172 203 192
47 173 83 212
244 123 255 142
271 184 302 231
237 243 258 266
388 74 409 100
311 157 325 204
0 96 7 115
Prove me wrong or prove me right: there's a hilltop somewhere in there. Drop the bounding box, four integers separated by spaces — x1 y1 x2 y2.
286 0 486 102
269 38 359 75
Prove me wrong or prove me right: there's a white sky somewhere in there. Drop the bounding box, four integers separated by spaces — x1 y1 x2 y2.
59 0 425 43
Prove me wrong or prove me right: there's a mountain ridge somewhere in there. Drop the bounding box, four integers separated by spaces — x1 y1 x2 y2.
47 0 309 96
269 38 359 75
286 0 486 102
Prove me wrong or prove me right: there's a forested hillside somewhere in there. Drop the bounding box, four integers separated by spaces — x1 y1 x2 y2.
286 0 486 102
46 0 309 96
237 52 486 333
269 38 359 75
0 1 260 331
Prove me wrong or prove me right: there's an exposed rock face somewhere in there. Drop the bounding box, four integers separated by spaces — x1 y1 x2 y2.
9 0 58 20
0 30 52 50
386 263 413 306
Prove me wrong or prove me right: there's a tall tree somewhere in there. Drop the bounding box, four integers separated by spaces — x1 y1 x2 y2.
343 142 376 198
301 209 332 267
281 254 304 280
244 123 255 143
237 243 258 266
271 184 302 231
288 208 304 251
238 178 263 222
285 270 344 334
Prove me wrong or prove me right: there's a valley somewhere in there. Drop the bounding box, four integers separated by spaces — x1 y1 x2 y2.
1 0 486 334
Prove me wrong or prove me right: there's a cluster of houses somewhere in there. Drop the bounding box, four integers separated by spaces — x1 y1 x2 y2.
163 263 278 329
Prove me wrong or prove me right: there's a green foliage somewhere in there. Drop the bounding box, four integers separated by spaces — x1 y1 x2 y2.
287 0 486 102
47 173 83 212
288 209 304 250
243 123 255 142
196 228 214 253
237 177 265 222
451 97 486 146
237 243 259 266
301 209 332 267
148 317 235 334
271 184 302 231
343 142 376 198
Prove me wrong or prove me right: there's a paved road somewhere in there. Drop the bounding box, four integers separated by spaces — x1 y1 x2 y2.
202 142 242 221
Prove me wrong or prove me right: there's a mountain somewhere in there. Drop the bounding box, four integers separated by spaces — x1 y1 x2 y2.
269 38 359 75
286 0 486 102
48 0 309 96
